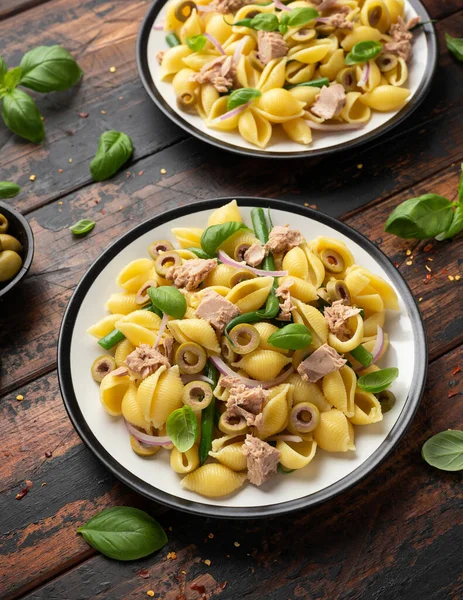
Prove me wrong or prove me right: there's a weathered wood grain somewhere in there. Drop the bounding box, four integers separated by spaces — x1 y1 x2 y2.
0 0 51 20
1 345 461 600
0 6 461 215
2 161 462 396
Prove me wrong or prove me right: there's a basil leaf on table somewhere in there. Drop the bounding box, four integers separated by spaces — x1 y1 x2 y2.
435 204 463 241
445 33 463 62
357 367 399 394
70 219 95 236
90 131 133 182
19 45 82 93
147 285 187 319
186 34 207 52
287 7 319 27
77 506 167 560
200 221 251 256
422 430 463 471
166 405 198 452
384 194 455 239
227 87 262 111
0 182 21 199
268 323 312 350
1 88 45 143
345 41 383 65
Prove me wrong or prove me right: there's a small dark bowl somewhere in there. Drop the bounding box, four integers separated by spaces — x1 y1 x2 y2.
0 201 34 298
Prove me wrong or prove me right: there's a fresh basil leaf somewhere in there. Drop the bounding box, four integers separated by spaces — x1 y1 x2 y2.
345 40 382 65
232 18 254 27
77 506 167 560
70 219 96 235
0 182 21 199
90 130 133 182
268 323 312 350
166 405 198 452
201 221 251 256
1 88 45 143
3 67 22 91
285 77 329 90
279 12 290 34
385 194 454 239
251 13 279 31
357 367 399 394
186 34 207 52
349 344 373 367
422 430 463 471
19 45 82 93
435 204 463 240
287 7 319 27
227 87 261 111
445 33 463 62
0 57 7 83
185 246 212 259
457 163 463 203
147 285 187 319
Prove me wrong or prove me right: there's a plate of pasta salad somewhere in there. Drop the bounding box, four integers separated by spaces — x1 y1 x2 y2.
58 198 427 517
136 0 437 157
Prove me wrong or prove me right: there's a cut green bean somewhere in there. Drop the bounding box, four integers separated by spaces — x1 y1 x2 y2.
198 360 219 465
97 302 161 350
350 345 373 367
166 33 181 47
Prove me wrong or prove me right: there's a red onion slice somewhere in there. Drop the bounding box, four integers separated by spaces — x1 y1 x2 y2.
152 22 165 30
317 0 338 11
267 434 303 443
358 61 370 88
232 37 246 69
209 356 294 389
154 312 168 349
204 32 226 55
315 17 330 23
371 325 385 363
181 373 215 385
306 120 366 131
125 421 172 446
197 4 217 11
274 0 291 12
218 250 288 277
216 101 252 122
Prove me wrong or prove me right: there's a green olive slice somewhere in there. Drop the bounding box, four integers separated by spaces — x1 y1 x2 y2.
377 390 396 413
326 280 351 304
154 250 181 277
182 381 213 410
0 213 8 234
175 342 207 374
174 0 196 22
148 239 174 259
221 337 237 363
229 269 256 286
290 402 320 433
377 53 398 73
136 279 157 305
368 5 382 27
91 355 117 382
219 411 248 435
338 67 357 92
229 323 260 354
234 243 252 262
320 248 345 273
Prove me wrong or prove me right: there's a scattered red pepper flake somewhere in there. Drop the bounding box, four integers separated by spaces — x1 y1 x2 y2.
100 209 106 215
309 204 318 210
79 112 89 118
16 487 29 500
138 568 150 579
94 199 100 204
451 366 461 375
423 243 433 252
190 584 206 595
441 268 448 274
394 262 399 268
138 170 144 176
448 390 459 398
25 480 33 489
58 168 63 173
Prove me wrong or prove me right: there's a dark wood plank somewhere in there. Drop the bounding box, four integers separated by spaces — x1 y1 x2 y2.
0 5 461 215
2 160 462 396
0 0 51 20
1 345 461 600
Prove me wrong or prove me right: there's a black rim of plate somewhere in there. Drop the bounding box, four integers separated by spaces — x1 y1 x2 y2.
58 197 428 519
136 0 438 159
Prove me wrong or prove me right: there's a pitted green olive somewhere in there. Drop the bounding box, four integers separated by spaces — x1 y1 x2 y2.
368 5 383 27
0 234 22 254
229 323 260 354
91 355 117 382
174 0 196 22
377 390 396 413
175 342 207 374
154 250 181 277
229 269 256 286
327 280 351 304
148 239 174 259
0 213 8 234
377 53 398 72
320 249 345 273
0 250 22 282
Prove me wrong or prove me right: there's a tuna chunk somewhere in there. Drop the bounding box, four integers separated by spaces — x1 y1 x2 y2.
384 16 421 62
125 344 170 379
226 384 268 427
297 343 346 383
158 336 175 364
258 30 288 66
191 56 235 94
166 258 217 291
220 375 245 389
324 300 361 340
242 434 280 486
275 278 296 321
110 366 129 377
311 83 346 120
213 0 251 13
195 289 241 332
156 50 166 65
265 225 304 255
326 5 353 30
244 242 267 267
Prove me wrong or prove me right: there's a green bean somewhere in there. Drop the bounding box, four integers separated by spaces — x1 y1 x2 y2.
166 33 181 47
97 302 162 350
198 360 219 465
251 207 276 271
350 345 373 367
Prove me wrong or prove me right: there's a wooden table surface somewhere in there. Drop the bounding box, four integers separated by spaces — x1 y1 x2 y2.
1 0 462 598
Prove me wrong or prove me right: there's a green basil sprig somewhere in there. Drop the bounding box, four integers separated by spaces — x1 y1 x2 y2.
90 131 134 182
0 45 82 143
0 182 21 199
232 7 318 34
445 33 463 62
77 507 167 560
233 13 279 31
200 221 251 256
227 88 262 111
147 285 187 319
186 34 207 52
285 77 329 90
357 367 399 394
268 323 312 350
166 405 198 452
345 40 383 65
422 430 463 471
70 219 96 236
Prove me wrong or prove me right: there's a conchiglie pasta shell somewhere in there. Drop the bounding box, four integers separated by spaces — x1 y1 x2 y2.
254 89 305 123
208 96 240 131
136 366 167 422
167 319 221 354
233 350 291 381
114 338 136 367
287 373 332 412
208 199 242 226
356 60 381 93
254 321 289 355
385 58 408 86
235 55 260 88
289 85 319 107
238 108 273 148
277 439 317 469
121 383 150 430
282 117 312 145
114 322 157 347
100 372 132 416
196 83 220 119
171 227 203 248
160 45 193 80
363 310 386 337
322 365 356 417
116 259 154 286
341 91 372 123
383 0 404 22
255 383 291 438
182 50 221 71
328 314 365 353
150 366 184 428
120 268 159 293
285 61 316 85
180 9 203 43
225 276 273 312
203 263 235 287
292 298 328 346
205 13 233 43
105 293 139 315
181 463 247 497
170 444 200 473
283 246 309 279
341 26 382 51
219 230 259 257
350 389 383 425
279 275 317 303
313 409 355 452
209 442 248 471
117 310 162 330
300 244 325 287
288 44 331 64
308 236 355 277
87 314 125 338
257 58 287 92
360 85 409 111
360 0 391 32
319 48 345 80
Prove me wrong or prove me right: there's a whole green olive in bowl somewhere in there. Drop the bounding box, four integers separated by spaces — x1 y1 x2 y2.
0 201 34 298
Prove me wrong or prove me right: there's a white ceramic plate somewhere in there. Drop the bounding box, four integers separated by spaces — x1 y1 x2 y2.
58 198 427 518
137 0 437 158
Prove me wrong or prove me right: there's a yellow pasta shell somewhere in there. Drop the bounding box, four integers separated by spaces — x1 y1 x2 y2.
277 439 317 470
171 227 203 248
87 314 124 338
136 366 167 422
100 372 131 416
168 319 220 354
225 276 273 312
328 314 365 353
209 442 248 471
233 349 291 381
114 338 136 367
350 389 383 425
181 463 247 497
114 322 158 347
116 258 154 287
255 383 291 438
121 384 150 430
150 366 184 428
208 199 242 226
360 85 409 112
292 298 328 347
170 445 200 473
254 321 289 355
105 293 139 315
322 365 356 417
287 373 332 412
313 409 355 452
